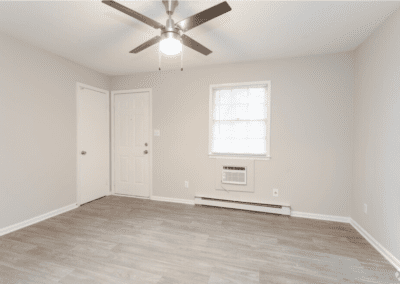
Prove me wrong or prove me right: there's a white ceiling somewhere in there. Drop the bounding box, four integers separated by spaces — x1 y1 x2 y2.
0 1 399 76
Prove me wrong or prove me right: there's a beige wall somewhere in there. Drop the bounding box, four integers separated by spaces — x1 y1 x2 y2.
0 32 111 229
112 52 354 217
353 8 400 262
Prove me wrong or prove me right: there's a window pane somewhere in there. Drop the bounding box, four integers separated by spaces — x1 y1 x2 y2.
212 121 266 139
214 88 267 120
211 84 269 156
248 88 266 104
231 88 248 104
216 89 233 104
211 121 266 155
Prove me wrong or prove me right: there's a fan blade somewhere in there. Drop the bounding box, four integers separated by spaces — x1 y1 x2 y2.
175 1 231 32
102 0 165 30
130 36 161 53
181 34 212 56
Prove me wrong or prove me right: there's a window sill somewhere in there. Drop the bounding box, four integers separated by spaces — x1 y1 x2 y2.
208 154 271 160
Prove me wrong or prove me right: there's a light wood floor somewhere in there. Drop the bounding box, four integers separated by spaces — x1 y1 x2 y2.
0 196 398 283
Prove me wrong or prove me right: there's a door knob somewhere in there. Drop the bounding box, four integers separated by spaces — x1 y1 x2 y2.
144 150 148 154
81 151 87 155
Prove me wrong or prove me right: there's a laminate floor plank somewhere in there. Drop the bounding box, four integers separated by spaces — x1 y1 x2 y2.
0 195 398 283
0 249 73 282
0 264 59 284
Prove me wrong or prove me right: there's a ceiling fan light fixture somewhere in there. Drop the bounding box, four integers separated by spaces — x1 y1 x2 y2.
160 34 182 56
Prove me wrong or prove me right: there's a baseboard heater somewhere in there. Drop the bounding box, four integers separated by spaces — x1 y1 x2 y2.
194 197 291 215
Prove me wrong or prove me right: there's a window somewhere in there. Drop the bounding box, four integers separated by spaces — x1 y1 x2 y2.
209 81 271 159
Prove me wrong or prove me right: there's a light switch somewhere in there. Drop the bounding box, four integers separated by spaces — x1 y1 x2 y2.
154 129 160 136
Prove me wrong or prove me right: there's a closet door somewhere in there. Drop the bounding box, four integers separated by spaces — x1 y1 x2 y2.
77 85 110 204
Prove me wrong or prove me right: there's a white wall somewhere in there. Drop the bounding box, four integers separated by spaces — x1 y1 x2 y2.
112 52 354 217
0 32 111 229
353 8 400 263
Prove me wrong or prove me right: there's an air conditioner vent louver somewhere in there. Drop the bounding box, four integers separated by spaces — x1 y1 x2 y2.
222 166 246 185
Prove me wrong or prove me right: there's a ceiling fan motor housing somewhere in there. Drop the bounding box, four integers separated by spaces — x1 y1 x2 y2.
161 18 181 42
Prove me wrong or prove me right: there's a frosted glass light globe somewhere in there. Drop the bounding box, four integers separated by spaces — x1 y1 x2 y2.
160 37 182 56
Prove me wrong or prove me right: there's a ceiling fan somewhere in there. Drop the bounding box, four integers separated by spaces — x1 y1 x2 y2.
102 0 231 58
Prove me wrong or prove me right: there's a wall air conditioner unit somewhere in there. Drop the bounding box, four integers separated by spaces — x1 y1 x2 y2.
222 166 246 185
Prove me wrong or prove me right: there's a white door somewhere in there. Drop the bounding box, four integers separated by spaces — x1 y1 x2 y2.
77 84 110 205
113 91 150 197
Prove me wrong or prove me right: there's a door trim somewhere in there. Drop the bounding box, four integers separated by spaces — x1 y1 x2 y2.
110 88 153 198
76 82 110 206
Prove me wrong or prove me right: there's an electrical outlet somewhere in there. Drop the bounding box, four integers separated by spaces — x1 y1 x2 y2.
273 188 279 197
364 204 367 214
185 181 189 188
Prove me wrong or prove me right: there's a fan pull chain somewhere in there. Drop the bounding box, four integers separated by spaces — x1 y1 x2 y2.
159 49 161 71
181 45 183 71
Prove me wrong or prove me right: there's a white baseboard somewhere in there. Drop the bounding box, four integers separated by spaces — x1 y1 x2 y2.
291 211 351 223
113 193 150 199
350 219 400 271
150 196 195 205
0 203 78 237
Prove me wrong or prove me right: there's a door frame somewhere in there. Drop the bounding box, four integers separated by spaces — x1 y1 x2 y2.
110 88 153 198
76 82 110 206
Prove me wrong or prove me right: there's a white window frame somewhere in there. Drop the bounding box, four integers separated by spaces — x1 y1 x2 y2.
208 81 271 160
